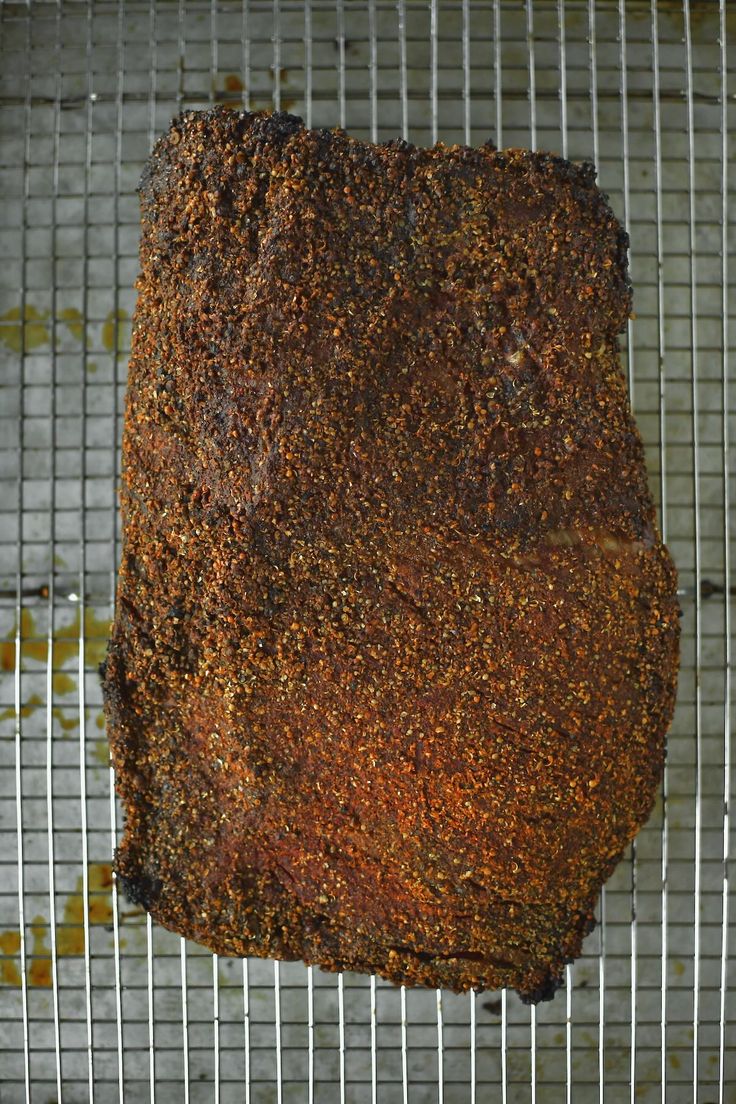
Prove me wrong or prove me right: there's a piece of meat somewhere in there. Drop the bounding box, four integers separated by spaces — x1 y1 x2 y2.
103 108 679 1001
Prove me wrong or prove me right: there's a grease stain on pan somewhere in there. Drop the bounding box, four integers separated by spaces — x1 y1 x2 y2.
93 737 111 766
219 72 296 111
0 692 43 723
56 864 115 957
1 865 117 987
0 930 22 986
1 607 111 673
58 306 84 341
102 308 130 353
0 305 50 352
28 917 52 988
0 301 129 362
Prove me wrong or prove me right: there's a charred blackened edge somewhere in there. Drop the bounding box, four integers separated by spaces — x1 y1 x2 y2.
517 909 598 1004
517 970 565 1005
115 858 163 912
143 109 632 330
101 646 162 915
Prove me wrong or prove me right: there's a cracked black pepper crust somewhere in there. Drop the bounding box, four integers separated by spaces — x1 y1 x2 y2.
103 108 679 1001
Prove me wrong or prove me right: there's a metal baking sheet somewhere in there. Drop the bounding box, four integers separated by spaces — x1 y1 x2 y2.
0 1 733 1101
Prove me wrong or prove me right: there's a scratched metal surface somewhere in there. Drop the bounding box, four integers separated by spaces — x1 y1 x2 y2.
0 2 734 1102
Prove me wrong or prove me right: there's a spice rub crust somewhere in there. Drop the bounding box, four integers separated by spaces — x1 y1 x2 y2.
104 109 679 1001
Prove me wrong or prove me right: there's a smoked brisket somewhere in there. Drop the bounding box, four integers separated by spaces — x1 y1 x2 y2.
103 109 679 1000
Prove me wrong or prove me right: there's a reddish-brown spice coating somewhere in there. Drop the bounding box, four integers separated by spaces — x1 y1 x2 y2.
103 108 680 1001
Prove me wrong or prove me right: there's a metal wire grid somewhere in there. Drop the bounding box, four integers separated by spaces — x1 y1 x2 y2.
0 0 733 1101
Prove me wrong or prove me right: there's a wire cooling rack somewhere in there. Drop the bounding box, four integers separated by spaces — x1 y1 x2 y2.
0 1 733 1101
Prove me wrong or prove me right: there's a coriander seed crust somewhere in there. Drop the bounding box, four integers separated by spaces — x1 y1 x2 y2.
104 109 679 1002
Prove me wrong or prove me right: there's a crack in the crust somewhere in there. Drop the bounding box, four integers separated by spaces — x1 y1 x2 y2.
543 528 647 554
385 578 426 617
389 945 515 968
513 528 651 569
272 859 297 886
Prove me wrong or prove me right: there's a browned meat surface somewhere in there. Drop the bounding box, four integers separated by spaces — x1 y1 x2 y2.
103 108 679 1001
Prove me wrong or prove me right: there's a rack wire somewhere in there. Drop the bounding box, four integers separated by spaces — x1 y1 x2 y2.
0 1 733 1101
